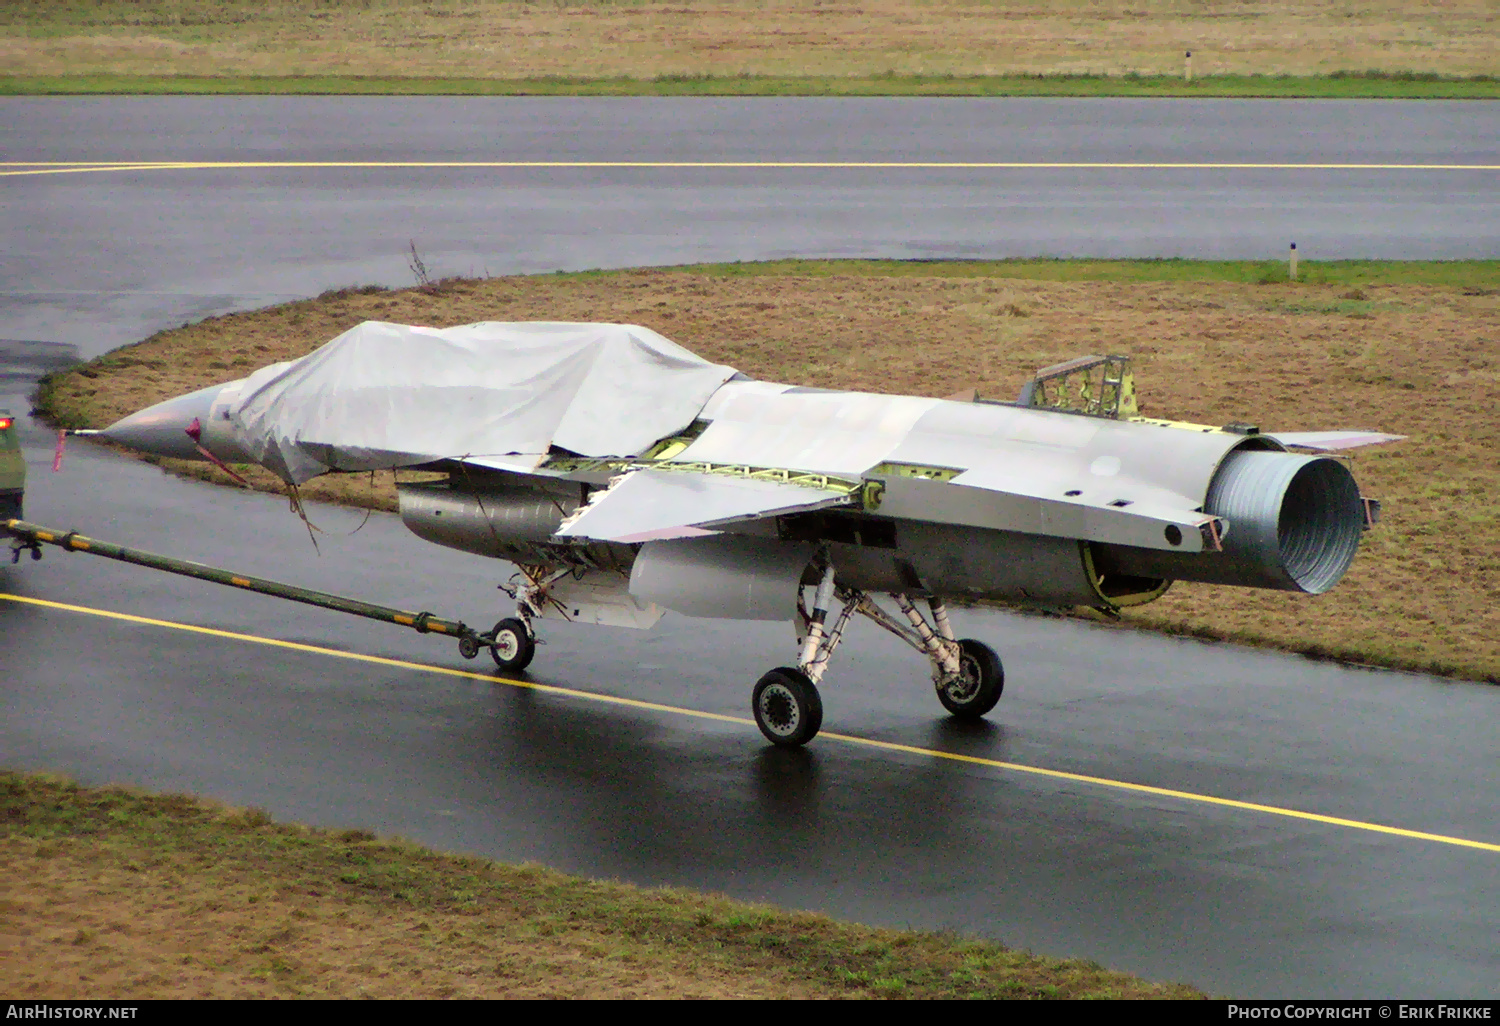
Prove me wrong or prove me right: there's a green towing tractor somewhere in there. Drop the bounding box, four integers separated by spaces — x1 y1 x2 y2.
0 409 22 525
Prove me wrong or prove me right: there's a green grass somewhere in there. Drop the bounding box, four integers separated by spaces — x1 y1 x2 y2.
557 258 1500 290
5 72 1500 99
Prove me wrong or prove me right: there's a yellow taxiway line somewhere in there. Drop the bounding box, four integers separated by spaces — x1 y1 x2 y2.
4 589 1498 855
2 159 1499 177
0 163 207 177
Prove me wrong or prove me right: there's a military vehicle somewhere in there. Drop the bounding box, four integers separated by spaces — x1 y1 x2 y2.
0 409 22 525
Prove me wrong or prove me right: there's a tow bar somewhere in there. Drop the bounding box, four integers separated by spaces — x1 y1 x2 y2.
5 518 497 661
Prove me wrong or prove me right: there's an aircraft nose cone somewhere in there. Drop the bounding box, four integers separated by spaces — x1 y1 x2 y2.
102 383 226 460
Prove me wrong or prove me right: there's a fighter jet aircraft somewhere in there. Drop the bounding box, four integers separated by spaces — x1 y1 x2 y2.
102 321 1400 747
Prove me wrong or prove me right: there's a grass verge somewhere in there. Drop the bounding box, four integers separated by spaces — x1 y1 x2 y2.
0 771 1200 998
595 258 1500 288
33 258 1500 685
5 72 1500 98
4 1 1496 90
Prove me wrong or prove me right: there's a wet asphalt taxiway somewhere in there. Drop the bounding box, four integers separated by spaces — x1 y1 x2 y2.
3 400 1497 998
4 96 1498 358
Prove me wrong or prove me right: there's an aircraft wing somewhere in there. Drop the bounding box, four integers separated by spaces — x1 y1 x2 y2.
554 468 854 544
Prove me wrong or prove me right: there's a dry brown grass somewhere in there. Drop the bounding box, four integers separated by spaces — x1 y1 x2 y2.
2 1 1496 80
38 267 1500 684
4 849 829 998
1 773 1199 998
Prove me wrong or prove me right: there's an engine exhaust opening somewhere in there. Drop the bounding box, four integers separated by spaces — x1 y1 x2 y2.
1088 448 1366 594
1204 449 1365 593
1272 455 1365 594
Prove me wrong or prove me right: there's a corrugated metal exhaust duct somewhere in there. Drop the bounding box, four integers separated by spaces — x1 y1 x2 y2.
1093 450 1365 594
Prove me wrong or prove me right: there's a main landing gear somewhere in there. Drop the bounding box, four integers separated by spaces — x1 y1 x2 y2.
752 667 824 748
751 561 1004 748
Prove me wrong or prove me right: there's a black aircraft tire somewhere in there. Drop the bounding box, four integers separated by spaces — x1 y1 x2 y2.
752 667 824 748
937 639 1004 719
490 618 536 672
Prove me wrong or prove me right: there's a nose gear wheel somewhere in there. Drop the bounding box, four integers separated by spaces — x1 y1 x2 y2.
490 617 536 672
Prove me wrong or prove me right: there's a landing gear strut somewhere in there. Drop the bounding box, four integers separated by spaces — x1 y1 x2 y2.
890 594 1004 718
752 562 857 747
749 558 1005 748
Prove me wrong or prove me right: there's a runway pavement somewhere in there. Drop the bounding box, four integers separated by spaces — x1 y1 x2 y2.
3 96 1497 358
3 97 1498 997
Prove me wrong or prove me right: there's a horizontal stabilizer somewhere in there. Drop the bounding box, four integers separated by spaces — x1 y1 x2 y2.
1269 431 1406 451
556 469 852 544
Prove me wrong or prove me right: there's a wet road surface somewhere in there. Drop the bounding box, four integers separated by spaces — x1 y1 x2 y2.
4 96 1497 358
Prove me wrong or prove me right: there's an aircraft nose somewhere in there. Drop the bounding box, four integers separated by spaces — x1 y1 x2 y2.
102 383 227 460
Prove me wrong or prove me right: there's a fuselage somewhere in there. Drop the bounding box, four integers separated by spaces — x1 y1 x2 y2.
104 369 1370 613
394 377 1366 609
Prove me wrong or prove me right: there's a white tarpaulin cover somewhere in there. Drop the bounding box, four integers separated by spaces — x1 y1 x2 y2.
228 321 738 484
